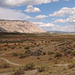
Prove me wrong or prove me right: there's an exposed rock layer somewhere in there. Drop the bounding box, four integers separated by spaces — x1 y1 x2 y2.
0 20 46 33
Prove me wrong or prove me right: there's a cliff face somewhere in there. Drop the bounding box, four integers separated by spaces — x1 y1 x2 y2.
0 20 46 33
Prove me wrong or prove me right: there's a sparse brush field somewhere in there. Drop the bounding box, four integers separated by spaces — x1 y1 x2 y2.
0 32 75 75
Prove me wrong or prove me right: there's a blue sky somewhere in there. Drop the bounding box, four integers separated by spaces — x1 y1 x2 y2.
0 0 75 32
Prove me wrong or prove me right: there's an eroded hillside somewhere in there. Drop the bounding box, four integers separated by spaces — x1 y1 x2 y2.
0 20 46 33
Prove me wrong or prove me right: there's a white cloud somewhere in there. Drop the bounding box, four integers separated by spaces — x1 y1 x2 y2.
39 23 55 27
50 7 75 32
64 0 69 1
35 15 48 19
60 25 75 32
67 15 75 23
53 15 75 23
33 22 45 25
53 19 66 23
33 21 75 32
0 0 51 7
52 0 59 2
49 7 75 17
24 5 41 13
0 0 69 8
0 7 32 20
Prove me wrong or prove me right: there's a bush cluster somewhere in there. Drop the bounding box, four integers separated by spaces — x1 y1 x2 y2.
55 52 62 57
72 50 75 56
24 63 35 70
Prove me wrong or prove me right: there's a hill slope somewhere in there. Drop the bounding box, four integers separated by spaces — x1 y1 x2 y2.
0 20 46 33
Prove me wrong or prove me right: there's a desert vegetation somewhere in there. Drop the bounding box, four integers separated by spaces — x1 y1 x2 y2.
0 32 75 75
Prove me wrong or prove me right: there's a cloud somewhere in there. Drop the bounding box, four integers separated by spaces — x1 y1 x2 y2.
33 21 75 32
53 15 75 23
0 7 32 20
39 23 55 27
0 0 51 7
52 0 59 2
53 19 66 23
64 0 70 1
50 7 75 32
33 22 45 25
49 7 75 17
0 0 69 8
24 5 41 13
35 15 48 19
67 15 75 23
34 22 55 27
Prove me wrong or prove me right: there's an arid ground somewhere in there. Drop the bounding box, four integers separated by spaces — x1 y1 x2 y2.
0 33 75 75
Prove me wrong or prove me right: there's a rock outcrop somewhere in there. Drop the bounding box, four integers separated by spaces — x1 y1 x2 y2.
0 20 46 33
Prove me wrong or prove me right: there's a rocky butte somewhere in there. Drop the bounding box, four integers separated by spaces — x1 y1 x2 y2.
0 20 46 33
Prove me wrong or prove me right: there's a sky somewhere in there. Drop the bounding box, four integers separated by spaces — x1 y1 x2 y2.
0 0 75 32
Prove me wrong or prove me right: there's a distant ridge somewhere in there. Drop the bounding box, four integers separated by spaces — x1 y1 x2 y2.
0 20 46 33
47 31 75 33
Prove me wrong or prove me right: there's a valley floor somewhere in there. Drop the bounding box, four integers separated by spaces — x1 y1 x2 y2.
0 33 75 75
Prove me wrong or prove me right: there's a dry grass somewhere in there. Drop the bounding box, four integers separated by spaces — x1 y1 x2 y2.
0 33 75 75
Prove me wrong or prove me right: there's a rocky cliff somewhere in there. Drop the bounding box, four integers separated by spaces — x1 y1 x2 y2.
0 20 46 33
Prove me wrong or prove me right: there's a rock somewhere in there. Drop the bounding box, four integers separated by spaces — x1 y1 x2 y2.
0 20 46 33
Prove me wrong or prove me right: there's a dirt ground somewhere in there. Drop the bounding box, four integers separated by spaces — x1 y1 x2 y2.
0 33 75 75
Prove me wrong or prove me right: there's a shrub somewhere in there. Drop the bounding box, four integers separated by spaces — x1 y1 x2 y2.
72 50 75 56
25 46 30 49
12 47 15 49
0 63 10 68
48 51 54 55
69 61 75 69
13 53 18 56
37 57 40 59
55 52 62 57
19 47 22 49
64 50 72 56
24 63 35 70
3 63 10 68
4 48 7 51
19 54 28 59
13 67 24 75
37 65 47 72
25 50 31 55
54 60 58 64
42 52 46 55
48 57 52 60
